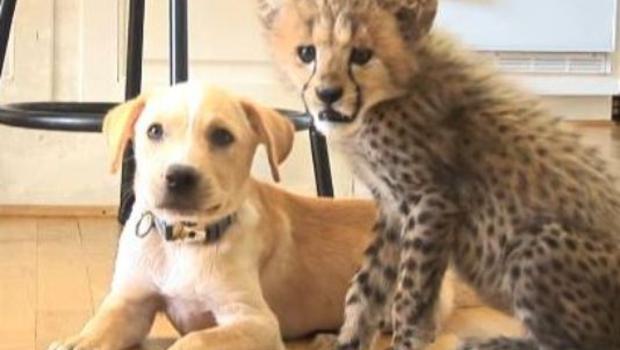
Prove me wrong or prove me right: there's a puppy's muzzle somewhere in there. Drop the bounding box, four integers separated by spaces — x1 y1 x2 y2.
158 164 203 211
166 165 200 195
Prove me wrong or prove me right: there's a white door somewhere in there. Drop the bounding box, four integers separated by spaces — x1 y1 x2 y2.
0 0 115 207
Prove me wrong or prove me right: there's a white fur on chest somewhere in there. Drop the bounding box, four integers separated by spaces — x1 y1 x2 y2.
156 242 231 332
112 202 262 333
156 242 222 301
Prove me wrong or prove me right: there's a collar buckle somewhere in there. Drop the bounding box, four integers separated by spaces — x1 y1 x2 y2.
135 210 236 245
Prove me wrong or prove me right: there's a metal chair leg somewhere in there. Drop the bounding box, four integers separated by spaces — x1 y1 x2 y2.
613 95 620 123
118 0 145 224
169 0 188 84
309 126 334 197
0 0 17 76
125 0 145 100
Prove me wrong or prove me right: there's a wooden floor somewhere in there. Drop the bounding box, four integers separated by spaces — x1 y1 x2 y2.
0 123 618 350
0 216 525 350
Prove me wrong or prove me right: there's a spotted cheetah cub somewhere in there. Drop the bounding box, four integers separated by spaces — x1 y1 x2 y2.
257 0 620 349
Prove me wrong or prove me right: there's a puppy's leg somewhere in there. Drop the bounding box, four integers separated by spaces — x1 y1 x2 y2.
48 292 159 350
168 302 284 350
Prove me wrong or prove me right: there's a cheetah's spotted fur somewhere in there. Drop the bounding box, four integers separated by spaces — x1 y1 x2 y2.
259 1 620 349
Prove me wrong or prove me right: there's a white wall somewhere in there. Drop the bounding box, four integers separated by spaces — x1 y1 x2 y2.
0 0 617 206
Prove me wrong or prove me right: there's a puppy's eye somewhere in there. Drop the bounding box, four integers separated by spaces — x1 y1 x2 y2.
350 48 373 65
297 45 316 64
209 128 235 147
147 123 164 141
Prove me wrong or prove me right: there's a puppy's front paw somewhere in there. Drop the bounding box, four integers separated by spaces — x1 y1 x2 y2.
48 334 113 350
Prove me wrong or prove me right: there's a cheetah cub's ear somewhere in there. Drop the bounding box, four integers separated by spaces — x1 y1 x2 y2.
379 0 438 44
256 0 283 28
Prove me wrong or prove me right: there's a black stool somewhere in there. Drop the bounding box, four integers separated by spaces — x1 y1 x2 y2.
0 0 334 224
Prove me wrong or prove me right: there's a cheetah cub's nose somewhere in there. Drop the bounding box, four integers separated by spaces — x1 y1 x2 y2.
316 86 344 104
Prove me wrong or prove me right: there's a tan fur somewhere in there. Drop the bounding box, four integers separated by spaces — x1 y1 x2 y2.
240 99 295 181
103 95 147 173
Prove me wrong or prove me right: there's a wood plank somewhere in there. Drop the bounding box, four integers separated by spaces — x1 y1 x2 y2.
0 206 118 218
77 218 119 264
36 310 93 350
0 217 38 242
0 266 37 350
36 218 94 350
0 219 37 350
77 218 119 305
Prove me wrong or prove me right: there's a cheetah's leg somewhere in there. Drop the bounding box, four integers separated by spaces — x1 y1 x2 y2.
378 302 394 334
504 224 620 350
457 337 539 350
389 193 455 350
337 216 401 350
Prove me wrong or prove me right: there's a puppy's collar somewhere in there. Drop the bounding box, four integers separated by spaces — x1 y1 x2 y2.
135 211 236 244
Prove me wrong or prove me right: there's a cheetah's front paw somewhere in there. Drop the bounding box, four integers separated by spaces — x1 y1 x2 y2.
311 334 363 350
387 337 429 350
311 334 339 350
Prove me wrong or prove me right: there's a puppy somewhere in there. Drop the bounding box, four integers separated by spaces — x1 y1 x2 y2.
47 83 378 350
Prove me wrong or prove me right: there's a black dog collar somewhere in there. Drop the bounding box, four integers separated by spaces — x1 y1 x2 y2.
135 211 236 244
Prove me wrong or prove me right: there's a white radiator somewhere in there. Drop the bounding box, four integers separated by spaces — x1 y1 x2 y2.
435 0 618 95
436 0 616 53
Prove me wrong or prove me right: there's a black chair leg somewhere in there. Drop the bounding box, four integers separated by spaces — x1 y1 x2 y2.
169 0 188 84
125 0 145 100
0 0 17 76
119 144 137 224
118 0 145 225
309 126 334 197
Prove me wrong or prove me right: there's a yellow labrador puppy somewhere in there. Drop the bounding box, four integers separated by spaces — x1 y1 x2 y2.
48 84 455 350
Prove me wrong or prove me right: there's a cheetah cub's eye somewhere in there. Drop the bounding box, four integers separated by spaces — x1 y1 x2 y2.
297 45 316 64
350 48 373 66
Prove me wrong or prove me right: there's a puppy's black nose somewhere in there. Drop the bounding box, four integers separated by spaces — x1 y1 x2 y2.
165 165 199 194
316 86 344 104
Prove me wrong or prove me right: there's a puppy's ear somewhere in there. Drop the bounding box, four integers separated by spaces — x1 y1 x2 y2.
240 100 295 182
381 0 437 44
102 96 147 174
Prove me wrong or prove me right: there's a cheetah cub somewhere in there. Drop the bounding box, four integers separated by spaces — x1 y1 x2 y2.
258 0 620 349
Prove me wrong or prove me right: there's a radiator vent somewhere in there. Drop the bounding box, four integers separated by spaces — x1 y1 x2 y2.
484 52 611 75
